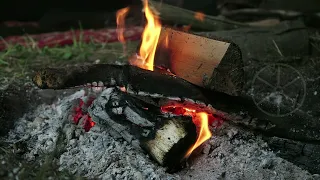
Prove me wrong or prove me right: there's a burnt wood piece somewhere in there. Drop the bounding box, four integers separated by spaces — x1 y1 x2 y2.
201 57 320 174
263 136 320 173
194 21 319 173
194 20 319 143
87 88 197 172
148 0 251 31
154 27 244 96
32 64 210 102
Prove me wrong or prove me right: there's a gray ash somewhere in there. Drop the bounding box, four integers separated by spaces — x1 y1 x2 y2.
4 88 317 179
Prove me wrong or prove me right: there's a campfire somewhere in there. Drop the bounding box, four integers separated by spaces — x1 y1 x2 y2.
32 0 239 172
2 0 320 179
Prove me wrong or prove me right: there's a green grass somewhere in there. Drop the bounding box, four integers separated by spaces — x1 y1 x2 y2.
0 34 139 85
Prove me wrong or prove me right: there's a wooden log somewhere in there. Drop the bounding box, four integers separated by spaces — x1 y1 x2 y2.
192 20 316 143
154 27 244 96
33 64 223 102
201 56 320 143
197 20 310 63
87 88 197 172
147 0 253 31
263 136 320 174
221 8 302 21
218 0 320 12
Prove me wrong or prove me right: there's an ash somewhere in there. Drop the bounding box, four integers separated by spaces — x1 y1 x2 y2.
6 88 317 180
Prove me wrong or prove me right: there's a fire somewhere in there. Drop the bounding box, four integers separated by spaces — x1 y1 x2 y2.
116 7 130 55
186 112 211 157
161 105 213 158
130 0 161 71
182 25 192 32
194 12 205 22
116 7 130 43
115 0 213 157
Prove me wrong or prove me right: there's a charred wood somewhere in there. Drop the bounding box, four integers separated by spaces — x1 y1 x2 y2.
87 88 197 172
33 64 209 102
263 136 320 174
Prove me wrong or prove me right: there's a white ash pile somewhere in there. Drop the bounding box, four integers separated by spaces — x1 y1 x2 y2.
5 88 318 180
7 88 178 180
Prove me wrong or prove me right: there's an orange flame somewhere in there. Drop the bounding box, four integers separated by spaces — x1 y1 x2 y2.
185 112 211 157
115 0 213 158
161 105 212 157
194 12 205 22
116 7 130 55
116 7 130 43
131 0 161 71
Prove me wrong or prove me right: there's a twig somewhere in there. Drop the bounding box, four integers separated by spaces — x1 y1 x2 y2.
221 8 302 19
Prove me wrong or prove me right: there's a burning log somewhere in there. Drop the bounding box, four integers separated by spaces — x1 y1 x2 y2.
32 64 222 171
152 27 244 96
87 88 198 172
33 64 213 102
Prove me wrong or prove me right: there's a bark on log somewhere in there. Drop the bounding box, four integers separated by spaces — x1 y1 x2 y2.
87 88 197 172
221 8 302 21
33 64 220 102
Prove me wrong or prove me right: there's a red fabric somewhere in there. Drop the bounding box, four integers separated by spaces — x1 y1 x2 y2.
0 26 143 51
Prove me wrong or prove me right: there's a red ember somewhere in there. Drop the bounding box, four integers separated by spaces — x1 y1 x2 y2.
161 103 220 158
73 98 96 132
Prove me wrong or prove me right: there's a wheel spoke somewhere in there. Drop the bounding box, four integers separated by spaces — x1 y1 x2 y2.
277 65 281 87
256 76 276 89
277 103 281 115
257 95 269 105
281 77 300 89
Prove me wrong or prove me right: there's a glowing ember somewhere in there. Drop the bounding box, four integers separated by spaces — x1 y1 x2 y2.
130 0 161 71
194 12 205 22
161 105 214 158
182 25 192 32
119 86 127 92
73 98 96 132
116 7 130 55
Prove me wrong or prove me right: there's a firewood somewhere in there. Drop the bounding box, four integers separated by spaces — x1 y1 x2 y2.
32 64 208 102
87 88 197 172
148 0 251 31
202 56 320 143
197 20 310 64
221 8 302 21
154 27 244 96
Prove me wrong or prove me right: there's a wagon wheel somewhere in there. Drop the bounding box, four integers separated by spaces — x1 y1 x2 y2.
251 63 306 117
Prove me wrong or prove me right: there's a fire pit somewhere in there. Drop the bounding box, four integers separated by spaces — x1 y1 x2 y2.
2 0 320 179
29 0 245 172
